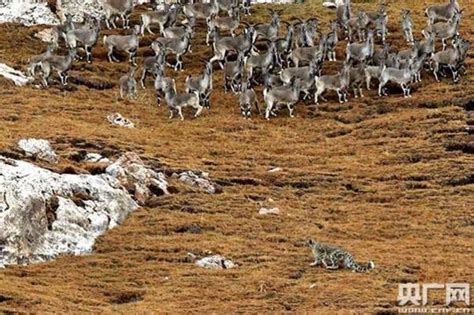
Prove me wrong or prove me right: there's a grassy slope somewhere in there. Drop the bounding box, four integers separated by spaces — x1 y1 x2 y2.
0 0 473 313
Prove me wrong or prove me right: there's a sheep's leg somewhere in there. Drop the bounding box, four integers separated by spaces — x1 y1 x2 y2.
107 47 113 62
194 104 203 117
265 101 273 120
140 70 147 89
288 103 295 118
336 89 343 103
224 77 229 94
110 17 118 29
433 64 440 82
42 75 49 88
86 47 92 63
255 101 260 114
178 107 184 121
449 65 456 82
378 81 385 96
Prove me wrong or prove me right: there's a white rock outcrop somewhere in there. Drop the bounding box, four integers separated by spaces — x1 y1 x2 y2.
0 63 34 86
0 156 138 267
106 152 169 205
18 138 58 163
56 0 105 23
0 0 152 26
0 1 59 26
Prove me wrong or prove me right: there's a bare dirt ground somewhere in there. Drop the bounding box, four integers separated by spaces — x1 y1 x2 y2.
0 0 473 313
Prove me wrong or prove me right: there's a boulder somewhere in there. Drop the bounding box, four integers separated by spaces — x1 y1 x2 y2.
0 156 138 267
0 64 34 87
106 152 169 205
17 138 58 163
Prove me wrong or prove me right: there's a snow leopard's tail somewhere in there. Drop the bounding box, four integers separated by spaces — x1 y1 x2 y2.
347 257 375 273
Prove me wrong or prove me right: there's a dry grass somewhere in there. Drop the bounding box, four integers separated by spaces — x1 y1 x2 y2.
0 0 473 313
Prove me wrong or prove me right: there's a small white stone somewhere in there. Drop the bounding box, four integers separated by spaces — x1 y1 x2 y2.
259 207 280 215
268 167 282 173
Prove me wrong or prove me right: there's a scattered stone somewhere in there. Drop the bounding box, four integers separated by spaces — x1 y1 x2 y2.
0 155 138 267
107 113 135 128
17 138 58 163
195 255 237 269
0 1 59 26
268 167 282 173
84 153 110 164
0 63 33 86
174 171 219 194
106 152 169 205
259 207 280 215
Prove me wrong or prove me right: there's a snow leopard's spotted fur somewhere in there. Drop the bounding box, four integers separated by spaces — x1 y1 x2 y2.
308 239 375 272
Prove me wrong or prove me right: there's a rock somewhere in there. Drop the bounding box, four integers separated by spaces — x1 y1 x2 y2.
0 155 138 267
57 0 150 24
17 138 58 163
259 207 280 215
106 152 169 205
84 153 110 164
174 171 219 194
0 64 34 86
0 1 59 26
268 167 282 173
322 0 344 8
195 255 237 269
56 0 105 23
34 28 58 44
107 113 135 128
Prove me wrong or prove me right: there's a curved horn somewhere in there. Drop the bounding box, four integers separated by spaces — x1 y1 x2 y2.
292 17 303 23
